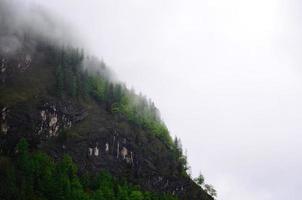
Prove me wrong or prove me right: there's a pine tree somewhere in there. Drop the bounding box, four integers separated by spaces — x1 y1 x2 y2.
71 75 77 98
56 64 64 96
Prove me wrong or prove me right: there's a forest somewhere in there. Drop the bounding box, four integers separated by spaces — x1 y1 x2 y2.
52 45 173 147
49 44 189 175
0 138 178 200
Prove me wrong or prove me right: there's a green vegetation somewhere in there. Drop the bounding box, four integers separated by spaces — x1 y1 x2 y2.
87 74 172 145
52 45 172 145
0 139 177 200
172 137 189 176
51 45 188 174
0 41 191 180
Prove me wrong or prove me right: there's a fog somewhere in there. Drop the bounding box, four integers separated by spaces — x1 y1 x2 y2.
0 0 83 55
12 0 302 199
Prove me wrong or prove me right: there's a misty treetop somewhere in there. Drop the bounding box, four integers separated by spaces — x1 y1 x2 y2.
0 0 82 56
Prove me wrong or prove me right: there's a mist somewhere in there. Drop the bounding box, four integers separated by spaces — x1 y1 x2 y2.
3 0 302 200
0 0 84 56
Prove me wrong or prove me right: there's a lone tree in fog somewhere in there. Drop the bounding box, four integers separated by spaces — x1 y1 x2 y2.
194 172 204 186
194 173 217 198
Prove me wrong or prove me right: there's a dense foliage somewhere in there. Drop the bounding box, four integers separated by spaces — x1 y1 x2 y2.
0 139 178 200
87 74 172 145
51 45 172 146
48 44 189 178
48 44 194 177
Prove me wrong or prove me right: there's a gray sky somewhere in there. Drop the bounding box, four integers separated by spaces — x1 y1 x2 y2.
28 0 302 199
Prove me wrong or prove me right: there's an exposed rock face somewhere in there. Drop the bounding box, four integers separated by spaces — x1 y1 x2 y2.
36 101 86 137
0 58 7 83
0 99 88 154
1 107 8 135
0 53 34 84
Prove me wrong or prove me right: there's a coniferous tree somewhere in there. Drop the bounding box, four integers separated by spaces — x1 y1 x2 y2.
56 64 64 96
71 75 77 98
194 172 205 186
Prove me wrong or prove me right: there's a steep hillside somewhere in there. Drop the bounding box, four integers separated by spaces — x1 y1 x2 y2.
0 2 214 200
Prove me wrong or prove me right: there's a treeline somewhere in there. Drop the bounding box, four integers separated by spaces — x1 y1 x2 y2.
51 45 173 146
87 74 172 145
0 138 178 200
47 44 188 176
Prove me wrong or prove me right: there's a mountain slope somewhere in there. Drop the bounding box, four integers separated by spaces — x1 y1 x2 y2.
0 1 214 200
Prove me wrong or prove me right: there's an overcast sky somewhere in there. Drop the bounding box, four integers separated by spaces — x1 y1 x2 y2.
26 0 302 199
